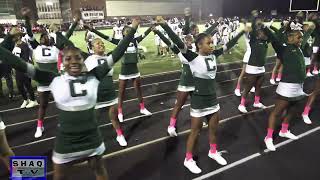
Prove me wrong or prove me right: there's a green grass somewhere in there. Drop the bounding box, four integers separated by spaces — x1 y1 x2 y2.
34 23 279 77
2 23 279 95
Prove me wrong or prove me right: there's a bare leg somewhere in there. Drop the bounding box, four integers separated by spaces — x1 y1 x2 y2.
88 156 109 180
53 162 73 180
186 117 203 154
108 105 121 130
235 64 247 91
133 77 143 104
0 129 14 171
170 91 189 120
268 99 289 130
207 112 220 145
37 91 50 121
117 80 127 111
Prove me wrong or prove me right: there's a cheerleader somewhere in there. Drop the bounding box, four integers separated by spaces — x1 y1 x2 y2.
21 8 79 138
269 20 289 84
83 30 127 146
0 18 139 180
238 11 270 113
156 16 246 173
263 23 314 151
234 20 253 96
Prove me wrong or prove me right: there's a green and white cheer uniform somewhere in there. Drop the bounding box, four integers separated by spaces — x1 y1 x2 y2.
85 54 117 109
265 27 312 101
0 25 136 164
245 18 269 75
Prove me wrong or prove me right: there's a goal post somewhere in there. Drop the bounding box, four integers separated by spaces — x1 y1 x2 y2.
289 0 319 12
289 0 319 20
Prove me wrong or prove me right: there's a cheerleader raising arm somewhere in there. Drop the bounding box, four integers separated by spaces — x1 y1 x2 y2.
84 25 121 45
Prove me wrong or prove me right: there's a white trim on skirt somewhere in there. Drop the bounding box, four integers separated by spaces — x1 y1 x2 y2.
177 85 195 92
304 57 311 66
276 82 306 98
245 64 265 74
119 72 141 80
52 143 105 164
95 98 118 109
37 86 50 92
190 104 220 118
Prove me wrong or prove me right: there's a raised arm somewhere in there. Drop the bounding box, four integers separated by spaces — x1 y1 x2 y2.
263 27 285 57
0 33 15 51
92 19 139 80
204 18 220 35
270 25 279 33
213 30 245 57
157 16 185 49
55 33 90 59
301 24 315 49
153 29 180 54
64 10 81 39
183 8 191 35
0 46 56 84
135 26 152 43
55 11 81 49
21 7 39 49
84 25 120 45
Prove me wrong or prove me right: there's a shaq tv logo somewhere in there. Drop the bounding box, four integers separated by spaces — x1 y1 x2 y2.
10 156 47 180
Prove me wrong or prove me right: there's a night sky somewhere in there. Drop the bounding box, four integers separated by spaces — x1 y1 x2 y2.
201 0 318 17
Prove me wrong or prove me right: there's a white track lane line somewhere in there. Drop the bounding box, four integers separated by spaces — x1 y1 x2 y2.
6 72 274 127
112 56 276 82
5 91 176 127
193 126 320 180
45 104 275 176
11 84 275 149
124 62 275 91
0 60 276 113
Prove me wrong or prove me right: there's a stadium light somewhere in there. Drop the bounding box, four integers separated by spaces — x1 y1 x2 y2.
209 13 213 17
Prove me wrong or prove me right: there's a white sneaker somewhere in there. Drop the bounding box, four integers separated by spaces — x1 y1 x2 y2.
253 102 266 109
116 135 128 147
279 130 298 140
34 126 44 138
276 77 281 82
26 100 38 108
270 79 276 85
302 114 312 124
238 104 248 113
307 72 313 77
167 126 178 137
250 87 255 93
234 89 241 97
202 122 207 127
208 151 227 165
184 158 202 174
264 137 276 151
140 108 152 116
118 113 124 123
312 70 319 75
20 100 29 108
